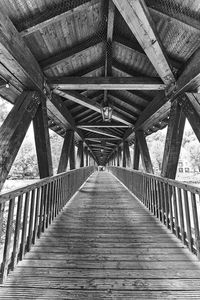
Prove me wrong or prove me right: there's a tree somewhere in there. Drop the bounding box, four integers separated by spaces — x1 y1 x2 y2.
185 141 200 172
10 139 39 178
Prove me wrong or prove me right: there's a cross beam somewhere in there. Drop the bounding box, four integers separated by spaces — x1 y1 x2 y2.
48 77 166 90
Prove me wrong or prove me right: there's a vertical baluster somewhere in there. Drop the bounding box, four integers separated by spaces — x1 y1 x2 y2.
156 180 161 220
172 186 179 238
177 188 185 244
145 177 148 208
33 188 41 243
183 190 192 251
149 178 152 212
43 184 49 231
160 181 165 224
55 179 59 216
67 174 70 202
45 183 50 228
150 178 153 213
147 179 150 210
20 191 30 260
52 180 57 219
64 175 68 205
38 185 45 238
191 192 200 259
58 178 62 211
12 195 23 269
152 179 156 215
155 180 159 218
168 185 173 233
61 178 65 208
1 199 15 282
50 181 55 223
163 183 169 227
27 189 36 252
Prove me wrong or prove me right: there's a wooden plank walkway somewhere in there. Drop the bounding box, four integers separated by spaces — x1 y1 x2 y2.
1 171 200 299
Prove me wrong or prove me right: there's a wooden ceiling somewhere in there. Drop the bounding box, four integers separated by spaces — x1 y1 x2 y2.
0 0 200 164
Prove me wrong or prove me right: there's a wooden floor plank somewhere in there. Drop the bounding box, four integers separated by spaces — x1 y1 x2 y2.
1 171 200 299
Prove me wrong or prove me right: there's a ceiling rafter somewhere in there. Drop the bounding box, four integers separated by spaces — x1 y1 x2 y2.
112 0 176 86
20 0 98 37
40 34 105 71
114 35 182 71
112 59 157 78
148 5 200 32
108 94 139 119
109 90 144 113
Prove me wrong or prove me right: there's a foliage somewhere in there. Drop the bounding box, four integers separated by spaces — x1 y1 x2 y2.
145 121 200 175
10 138 39 178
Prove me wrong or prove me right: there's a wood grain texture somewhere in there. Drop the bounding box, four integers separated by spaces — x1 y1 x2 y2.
136 130 154 173
1 172 200 299
33 100 53 178
112 0 175 86
161 100 186 179
49 76 165 90
57 130 73 173
0 91 40 191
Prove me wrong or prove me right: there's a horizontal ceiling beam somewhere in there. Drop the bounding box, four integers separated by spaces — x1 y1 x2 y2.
53 90 133 126
81 127 121 139
85 137 120 140
112 0 175 86
48 77 165 90
77 123 130 128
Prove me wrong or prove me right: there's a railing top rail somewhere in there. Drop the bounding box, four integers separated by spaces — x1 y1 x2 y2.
108 166 200 195
0 166 94 204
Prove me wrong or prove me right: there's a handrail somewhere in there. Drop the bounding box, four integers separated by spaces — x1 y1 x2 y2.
0 166 95 282
108 166 200 259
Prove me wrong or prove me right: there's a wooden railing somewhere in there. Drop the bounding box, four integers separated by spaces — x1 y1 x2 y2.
0 167 94 282
108 167 200 259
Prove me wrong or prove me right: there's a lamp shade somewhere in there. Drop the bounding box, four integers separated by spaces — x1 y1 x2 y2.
101 105 113 122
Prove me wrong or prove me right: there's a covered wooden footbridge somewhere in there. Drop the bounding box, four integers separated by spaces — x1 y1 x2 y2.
0 0 200 298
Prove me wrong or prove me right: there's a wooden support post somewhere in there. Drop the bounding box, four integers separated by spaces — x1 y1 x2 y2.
57 130 73 174
117 146 120 166
77 141 84 168
33 100 53 178
69 132 75 170
122 141 126 167
133 137 140 170
0 91 41 191
136 130 154 174
122 141 131 168
125 142 131 168
161 100 186 179
85 146 89 166
181 93 200 143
